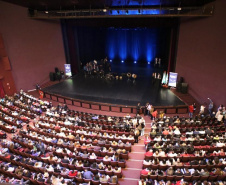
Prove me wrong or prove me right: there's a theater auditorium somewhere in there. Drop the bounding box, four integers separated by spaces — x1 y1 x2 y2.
0 0 225 185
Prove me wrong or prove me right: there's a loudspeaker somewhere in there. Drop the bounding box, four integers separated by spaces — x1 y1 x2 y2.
55 67 59 73
176 82 182 92
49 72 55 81
181 83 188 94
179 77 184 83
55 72 61 81
28 9 35 17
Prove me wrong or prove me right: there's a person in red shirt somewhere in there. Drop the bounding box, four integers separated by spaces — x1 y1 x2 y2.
162 129 169 135
181 151 190 157
140 168 149 175
152 110 158 119
188 104 194 118
68 170 78 177
145 149 153 157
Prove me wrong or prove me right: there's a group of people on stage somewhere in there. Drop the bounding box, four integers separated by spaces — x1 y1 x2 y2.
83 57 111 76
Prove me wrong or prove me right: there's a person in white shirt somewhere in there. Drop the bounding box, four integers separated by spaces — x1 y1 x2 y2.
216 141 225 147
216 112 224 122
158 149 166 157
173 127 181 135
199 130 205 134
64 119 72 125
143 159 152 165
167 151 177 157
89 153 97 159
154 136 161 141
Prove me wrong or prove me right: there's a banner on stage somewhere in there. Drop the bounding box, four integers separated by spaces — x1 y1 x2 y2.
168 72 178 87
64 64 72 77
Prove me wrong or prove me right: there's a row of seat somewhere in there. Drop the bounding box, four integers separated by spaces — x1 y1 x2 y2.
0 165 117 185
19 130 131 155
140 174 226 182
144 155 226 161
142 163 226 170
8 146 126 169
0 107 30 123
31 125 135 145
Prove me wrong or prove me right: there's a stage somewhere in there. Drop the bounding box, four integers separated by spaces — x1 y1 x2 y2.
43 65 185 107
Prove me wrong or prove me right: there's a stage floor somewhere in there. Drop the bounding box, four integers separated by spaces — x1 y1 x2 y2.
43 71 185 107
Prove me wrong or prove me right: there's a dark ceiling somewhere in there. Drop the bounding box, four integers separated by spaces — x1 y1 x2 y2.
1 0 215 11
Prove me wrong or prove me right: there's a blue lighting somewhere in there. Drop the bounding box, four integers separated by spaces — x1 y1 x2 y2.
134 61 137 64
110 0 164 7
142 9 160 15
107 28 158 64
148 62 150 65
110 60 112 62
121 60 124 63
108 9 167 16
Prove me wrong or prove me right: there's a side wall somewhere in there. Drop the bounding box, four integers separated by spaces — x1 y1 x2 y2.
176 0 226 107
0 1 66 91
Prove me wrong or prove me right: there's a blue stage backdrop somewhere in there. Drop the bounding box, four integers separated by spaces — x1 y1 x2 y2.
75 26 171 65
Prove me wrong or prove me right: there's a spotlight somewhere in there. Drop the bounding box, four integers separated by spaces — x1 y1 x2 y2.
134 61 137 64
148 62 150 64
103 9 107 12
121 60 124 63
45 11 49 14
110 60 112 62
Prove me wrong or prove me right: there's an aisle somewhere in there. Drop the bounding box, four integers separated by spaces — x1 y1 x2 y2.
119 117 152 185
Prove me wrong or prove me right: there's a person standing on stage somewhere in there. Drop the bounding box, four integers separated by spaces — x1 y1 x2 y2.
193 102 197 113
199 104 205 115
147 104 152 116
145 103 149 116
207 98 214 115
137 103 141 116
188 104 194 118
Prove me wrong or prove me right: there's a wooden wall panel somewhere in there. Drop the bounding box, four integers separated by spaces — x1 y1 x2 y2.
65 99 72 105
82 103 90 109
91 104 100 110
73 101 81 107
111 106 120 113
101 105 110 111
45 94 50 99
51 96 57 101
166 108 177 114
177 107 188 114
58 97 64 103
122 107 131 113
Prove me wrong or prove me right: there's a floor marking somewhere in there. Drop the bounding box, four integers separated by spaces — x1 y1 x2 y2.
128 159 143 162
122 177 140 180
125 168 142 170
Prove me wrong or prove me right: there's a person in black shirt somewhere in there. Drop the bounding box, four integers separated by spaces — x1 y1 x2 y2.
136 103 141 116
